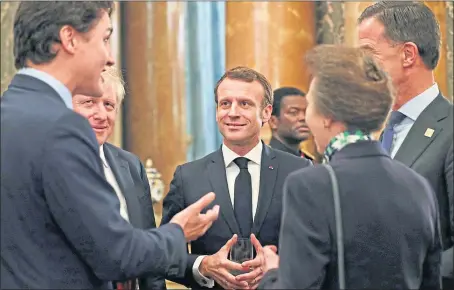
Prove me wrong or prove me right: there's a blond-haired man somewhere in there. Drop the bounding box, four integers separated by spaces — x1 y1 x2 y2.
73 67 166 290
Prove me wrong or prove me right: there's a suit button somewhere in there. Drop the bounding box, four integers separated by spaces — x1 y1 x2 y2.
202 279 207 284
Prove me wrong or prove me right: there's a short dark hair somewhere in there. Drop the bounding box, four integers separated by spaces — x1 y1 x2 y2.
214 66 273 107
306 45 393 133
358 1 440 70
272 87 306 117
13 1 114 69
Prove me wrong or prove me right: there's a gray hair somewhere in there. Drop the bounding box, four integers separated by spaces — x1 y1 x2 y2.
305 45 394 133
101 67 125 105
358 1 440 70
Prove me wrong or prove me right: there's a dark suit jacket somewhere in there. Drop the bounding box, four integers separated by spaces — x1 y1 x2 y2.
161 144 312 289
390 94 453 275
103 143 166 290
1 74 187 289
260 141 441 289
269 136 314 161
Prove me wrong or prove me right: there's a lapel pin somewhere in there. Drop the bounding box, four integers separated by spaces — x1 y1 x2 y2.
424 128 434 138
268 166 274 170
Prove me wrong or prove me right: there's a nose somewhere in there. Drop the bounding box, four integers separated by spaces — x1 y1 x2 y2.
227 103 240 117
106 46 115 67
297 111 306 122
93 104 108 121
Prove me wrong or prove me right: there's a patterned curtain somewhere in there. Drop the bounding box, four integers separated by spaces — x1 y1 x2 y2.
185 2 225 161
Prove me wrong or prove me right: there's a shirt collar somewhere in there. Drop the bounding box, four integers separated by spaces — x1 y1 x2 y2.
99 145 109 168
17 68 73 109
222 141 263 168
399 83 439 121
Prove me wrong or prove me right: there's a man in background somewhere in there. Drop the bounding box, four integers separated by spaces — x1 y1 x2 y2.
268 87 314 161
358 1 453 287
1 2 218 288
73 67 166 290
161 67 312 289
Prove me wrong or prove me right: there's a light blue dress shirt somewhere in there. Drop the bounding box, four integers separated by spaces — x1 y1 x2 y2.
390 83 439 158
17 67 73 109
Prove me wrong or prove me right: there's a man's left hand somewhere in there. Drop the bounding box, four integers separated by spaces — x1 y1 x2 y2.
235 234 278 289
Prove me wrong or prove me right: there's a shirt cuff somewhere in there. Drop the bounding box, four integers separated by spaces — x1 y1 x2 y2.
192 255 215 288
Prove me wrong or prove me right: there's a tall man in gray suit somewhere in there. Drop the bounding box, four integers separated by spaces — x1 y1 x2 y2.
1 2 218 289
358 2 453 287
161 67 312 289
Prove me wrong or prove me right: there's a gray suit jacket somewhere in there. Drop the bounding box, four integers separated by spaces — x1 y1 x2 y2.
392 94 453 275
1 74 187 289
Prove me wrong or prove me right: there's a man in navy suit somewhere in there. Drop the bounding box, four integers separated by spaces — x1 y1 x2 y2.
358 2 453 287
1 2 218 289
162 67 312 289
72 67 167 290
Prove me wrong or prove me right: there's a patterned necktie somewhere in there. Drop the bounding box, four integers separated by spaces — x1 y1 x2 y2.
381 111 406 154
233 157 253 238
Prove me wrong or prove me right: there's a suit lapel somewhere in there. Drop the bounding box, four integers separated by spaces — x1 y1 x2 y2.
207 149 241 235
103 145 143 228
394 94 450 167
252 145 278 235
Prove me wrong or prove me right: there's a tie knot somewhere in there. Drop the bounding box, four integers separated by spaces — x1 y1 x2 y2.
234 157 249 169
387 111 406 128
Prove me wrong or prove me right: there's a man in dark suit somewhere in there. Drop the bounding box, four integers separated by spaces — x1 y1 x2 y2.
161 67 312 289
73 67 166 290
1 2 218 289
358 2 453 286
268 87 315 161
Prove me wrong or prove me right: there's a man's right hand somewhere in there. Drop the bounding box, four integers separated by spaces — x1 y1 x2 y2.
199 234 249 289
170 192 220 242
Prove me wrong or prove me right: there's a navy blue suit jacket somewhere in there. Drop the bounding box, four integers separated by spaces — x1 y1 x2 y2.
161 145 312 289
260 141 441 289
1 74 187 289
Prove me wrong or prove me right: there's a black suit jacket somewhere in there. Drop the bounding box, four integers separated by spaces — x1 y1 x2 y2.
103 143 166 290
260 141 441 289
161 144 312 289
1 74 187 289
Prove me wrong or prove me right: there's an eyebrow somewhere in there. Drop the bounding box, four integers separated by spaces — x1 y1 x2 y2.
360 44 375 51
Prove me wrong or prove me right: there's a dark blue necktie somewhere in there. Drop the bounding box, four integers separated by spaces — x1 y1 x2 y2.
381 111 406 153
233 157 253 238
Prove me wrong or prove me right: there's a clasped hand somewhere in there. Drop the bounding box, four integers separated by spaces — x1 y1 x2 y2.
199 234 278 289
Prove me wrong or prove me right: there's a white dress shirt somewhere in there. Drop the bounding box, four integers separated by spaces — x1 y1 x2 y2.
192 141 263 288
390 83 439 158
99 145 129 222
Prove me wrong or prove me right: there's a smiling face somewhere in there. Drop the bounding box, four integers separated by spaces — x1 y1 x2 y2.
216 78 272 149
73 83 118 145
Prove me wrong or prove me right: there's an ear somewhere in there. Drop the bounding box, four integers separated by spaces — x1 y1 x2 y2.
261 104 272 124
323 117 333 129
402 42 418 68
59 25 78 55
269 115 279 130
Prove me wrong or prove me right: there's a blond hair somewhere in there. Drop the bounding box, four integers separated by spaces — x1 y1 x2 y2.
101 66 125 104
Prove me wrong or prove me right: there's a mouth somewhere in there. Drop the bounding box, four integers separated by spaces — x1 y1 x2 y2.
296 125 310 132
92 126 108 132
225 123 246 128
